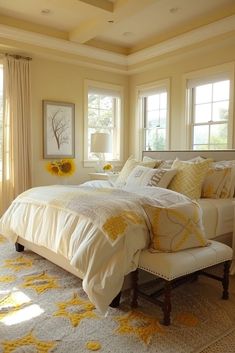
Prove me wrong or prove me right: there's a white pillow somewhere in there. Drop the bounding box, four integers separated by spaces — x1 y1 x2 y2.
125 165 177 188
115 156 156 187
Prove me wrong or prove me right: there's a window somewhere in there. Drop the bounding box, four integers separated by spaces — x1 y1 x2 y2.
186 67 233 150
84 81 123 164
138 79 170 154
0 65 3 176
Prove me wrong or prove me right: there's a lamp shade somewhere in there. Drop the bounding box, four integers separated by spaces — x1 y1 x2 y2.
90 133 112 153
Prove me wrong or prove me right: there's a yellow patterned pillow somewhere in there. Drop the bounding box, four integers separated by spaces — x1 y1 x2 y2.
168 159 212 199
224 166 235 198
201 167 231 198
115 156 156 187
213 161 235 198
144 202 208 252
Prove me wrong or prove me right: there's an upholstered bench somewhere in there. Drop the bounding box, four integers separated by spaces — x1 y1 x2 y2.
131 240 233 326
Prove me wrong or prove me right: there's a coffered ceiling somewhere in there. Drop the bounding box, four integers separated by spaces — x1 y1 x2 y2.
0 0 234 72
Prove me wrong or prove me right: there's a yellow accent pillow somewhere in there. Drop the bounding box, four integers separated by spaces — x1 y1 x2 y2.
115 156 156 187
201 166 231 198
144 202 208 252
212 161 235 198
168 159 212 199
222 166 235 198
142 156 163 168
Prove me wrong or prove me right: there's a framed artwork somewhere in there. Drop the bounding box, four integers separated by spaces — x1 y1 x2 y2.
43 100 75 159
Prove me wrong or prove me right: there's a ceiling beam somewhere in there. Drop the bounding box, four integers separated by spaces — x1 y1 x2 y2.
77 0 114 12
69 0 156 44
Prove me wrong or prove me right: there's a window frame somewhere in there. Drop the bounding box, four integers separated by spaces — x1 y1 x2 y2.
136 79 170 159
84 80 124 167
184 63 234 150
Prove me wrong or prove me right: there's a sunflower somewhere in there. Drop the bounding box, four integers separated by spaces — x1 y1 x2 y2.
46 161 60 175
46 159 76 177
59 159 76 176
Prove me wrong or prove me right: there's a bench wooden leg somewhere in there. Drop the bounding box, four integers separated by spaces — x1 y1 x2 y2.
131 269 139 308
163 281 172 326
15 242 24 252
222 261 231 300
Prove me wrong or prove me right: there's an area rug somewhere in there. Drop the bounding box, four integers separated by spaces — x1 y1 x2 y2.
0 235 235 353
200 328 235 353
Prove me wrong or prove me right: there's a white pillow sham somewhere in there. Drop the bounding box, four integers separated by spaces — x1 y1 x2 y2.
114 156 156 187
125 165 177 188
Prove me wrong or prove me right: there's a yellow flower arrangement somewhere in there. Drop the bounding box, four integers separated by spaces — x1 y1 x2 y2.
46 159 75 177
103 163 113 172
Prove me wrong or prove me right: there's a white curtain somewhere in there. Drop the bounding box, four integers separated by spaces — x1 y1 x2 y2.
1 55 32 214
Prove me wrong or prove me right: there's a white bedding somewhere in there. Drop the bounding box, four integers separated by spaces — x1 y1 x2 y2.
198 198 235 239
0 183 192 314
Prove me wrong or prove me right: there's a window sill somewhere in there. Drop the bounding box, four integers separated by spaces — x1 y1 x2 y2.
83 160 123 168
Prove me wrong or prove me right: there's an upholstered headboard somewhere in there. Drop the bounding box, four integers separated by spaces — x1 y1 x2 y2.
142 150 235 162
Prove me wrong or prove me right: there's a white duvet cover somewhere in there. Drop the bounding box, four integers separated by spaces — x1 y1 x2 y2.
0 183 195 313
197 198 235 238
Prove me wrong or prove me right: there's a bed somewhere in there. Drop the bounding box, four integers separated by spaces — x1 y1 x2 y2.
0 150 234 312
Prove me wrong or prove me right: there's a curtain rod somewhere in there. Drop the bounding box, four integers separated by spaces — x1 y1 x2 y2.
5 54 32 61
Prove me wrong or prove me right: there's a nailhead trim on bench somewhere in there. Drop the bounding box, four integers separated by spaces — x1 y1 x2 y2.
138 256 232 281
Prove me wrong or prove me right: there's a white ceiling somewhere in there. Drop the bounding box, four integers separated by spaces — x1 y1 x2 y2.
0 0 234 73
0 0 234 52
97 0 235 48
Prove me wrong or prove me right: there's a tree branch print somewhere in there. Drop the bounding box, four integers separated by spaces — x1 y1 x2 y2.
49 109 69 150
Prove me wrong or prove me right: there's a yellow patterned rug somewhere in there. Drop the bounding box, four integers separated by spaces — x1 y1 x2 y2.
0 235 235 353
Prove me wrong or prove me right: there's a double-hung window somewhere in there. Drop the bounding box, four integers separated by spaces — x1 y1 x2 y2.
186 67 233 150
84 81 123 165
138 79 170 154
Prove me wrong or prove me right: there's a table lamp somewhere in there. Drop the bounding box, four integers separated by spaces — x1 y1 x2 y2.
90 132 112 172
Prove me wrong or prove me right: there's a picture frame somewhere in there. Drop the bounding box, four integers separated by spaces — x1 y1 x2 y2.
43 100 75 159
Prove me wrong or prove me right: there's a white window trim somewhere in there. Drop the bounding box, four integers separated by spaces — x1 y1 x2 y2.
183 62 235 150
135 78 170 160
83 79 124 168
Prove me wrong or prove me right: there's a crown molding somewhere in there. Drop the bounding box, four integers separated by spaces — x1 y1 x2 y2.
0 14 234 74
127 14 235 66
0 24 127 67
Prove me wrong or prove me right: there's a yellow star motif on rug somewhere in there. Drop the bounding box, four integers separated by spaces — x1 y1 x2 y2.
115 310 164 345
3 256 33 272
53 293 97 327
0 275 16 283
0 234 6 244
22 272 59 294
2 332 56 353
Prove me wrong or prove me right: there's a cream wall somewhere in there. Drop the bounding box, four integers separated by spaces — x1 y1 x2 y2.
31 57 128 186
30 33 235 186
128 34 235 158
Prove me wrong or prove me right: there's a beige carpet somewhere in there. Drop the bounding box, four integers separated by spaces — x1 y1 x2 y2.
200 329 235 353
0 234 235 353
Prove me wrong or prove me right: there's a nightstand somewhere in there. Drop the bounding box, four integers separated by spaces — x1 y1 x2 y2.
88 172 109 180
88 172 119 181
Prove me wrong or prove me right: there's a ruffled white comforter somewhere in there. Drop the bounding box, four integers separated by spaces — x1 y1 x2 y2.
0 183 190 313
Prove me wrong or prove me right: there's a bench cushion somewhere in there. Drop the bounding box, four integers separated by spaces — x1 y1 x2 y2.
138 240 233 281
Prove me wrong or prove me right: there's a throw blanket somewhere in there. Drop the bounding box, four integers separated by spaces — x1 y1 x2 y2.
0 184 199 313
